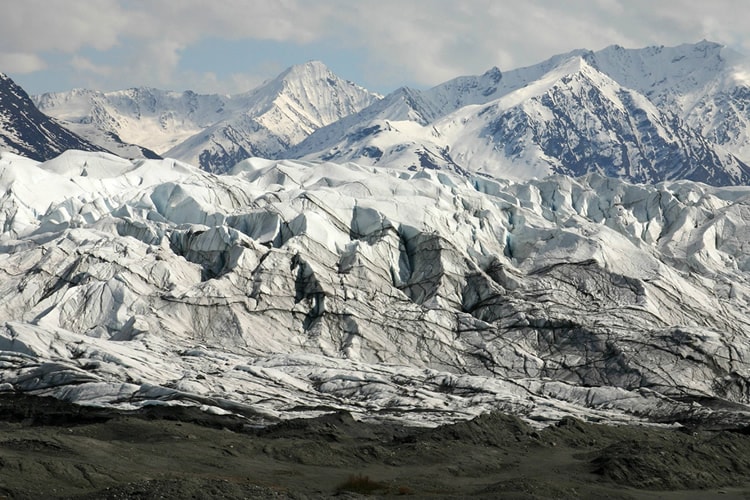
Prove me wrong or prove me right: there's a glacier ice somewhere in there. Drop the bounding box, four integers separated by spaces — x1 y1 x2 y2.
1 150 750 427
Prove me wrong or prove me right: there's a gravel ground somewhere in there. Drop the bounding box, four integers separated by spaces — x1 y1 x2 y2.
0 394 749 499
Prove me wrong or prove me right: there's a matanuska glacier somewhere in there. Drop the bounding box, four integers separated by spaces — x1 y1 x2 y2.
1 149 750 428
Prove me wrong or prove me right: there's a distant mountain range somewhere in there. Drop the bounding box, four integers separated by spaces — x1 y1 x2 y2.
289 41 750 186
32 61 379 172
2 41 750 186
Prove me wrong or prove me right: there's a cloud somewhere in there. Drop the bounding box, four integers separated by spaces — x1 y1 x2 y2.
3 0 750 94
71 56 113 76
1 0 339 92
0 1 126 53
321 0 750 89
0 53 47 74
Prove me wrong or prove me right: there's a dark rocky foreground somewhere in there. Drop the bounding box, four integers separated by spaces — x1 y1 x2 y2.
1 394 750 499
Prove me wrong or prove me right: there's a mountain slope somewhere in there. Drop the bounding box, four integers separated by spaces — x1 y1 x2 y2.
2 151 750 428
34 87 232 160
444 57 750 184
28 42 750 186
292 53 750 185
164 61 380 172
0 74 107 161
584 41 750 160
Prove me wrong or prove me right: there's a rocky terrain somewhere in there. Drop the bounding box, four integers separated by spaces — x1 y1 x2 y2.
1 394 750 499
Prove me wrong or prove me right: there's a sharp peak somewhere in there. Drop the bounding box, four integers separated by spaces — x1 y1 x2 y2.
278 60 334 78
0 73 17 84
555 54 602 73
296 60 329 69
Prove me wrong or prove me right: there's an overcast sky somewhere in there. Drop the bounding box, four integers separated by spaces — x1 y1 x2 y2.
4 0 750 95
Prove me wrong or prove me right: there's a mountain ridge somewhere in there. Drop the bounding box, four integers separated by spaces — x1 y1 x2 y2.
34 60 380 172
14 40 750 184
0 73 109 161
290 43 750 186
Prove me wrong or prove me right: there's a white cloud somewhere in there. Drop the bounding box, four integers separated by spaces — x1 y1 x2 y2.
324 0 750 89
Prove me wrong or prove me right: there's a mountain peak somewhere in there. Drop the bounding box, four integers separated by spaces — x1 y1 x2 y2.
24 41 750 184
291 41 750 186
278 60 335 81
298 59 329 70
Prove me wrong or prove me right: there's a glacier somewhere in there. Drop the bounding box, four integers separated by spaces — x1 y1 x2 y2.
1 150 750 428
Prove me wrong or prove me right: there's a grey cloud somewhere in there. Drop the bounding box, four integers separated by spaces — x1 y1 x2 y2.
3 0 750 91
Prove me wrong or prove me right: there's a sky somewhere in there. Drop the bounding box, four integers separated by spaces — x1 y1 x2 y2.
3 0 750 96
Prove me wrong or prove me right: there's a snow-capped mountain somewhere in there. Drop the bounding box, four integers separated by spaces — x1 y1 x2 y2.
35 61 380 172
584 41 750 159
165 61 380 172
31 42 750 185
2 150 750 428
0 73 107 161
34 86 239 161
291 42 750 186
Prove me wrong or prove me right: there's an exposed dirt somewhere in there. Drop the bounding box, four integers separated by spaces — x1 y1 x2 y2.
0 394 749 498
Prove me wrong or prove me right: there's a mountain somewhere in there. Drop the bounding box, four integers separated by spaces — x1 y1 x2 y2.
31 42 750 185
34 86 234 161
28 87 162 160
2 150 750 429
585 41 750 160
35 61 380 172
290 42 750 186
0 73 108 161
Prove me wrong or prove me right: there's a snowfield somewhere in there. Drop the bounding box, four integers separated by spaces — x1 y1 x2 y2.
1 150 750 427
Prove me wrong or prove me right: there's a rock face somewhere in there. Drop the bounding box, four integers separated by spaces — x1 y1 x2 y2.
1 150 750 427
0 74 107 161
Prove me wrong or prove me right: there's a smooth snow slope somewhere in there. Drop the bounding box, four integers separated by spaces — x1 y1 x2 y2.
1 150 750 427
